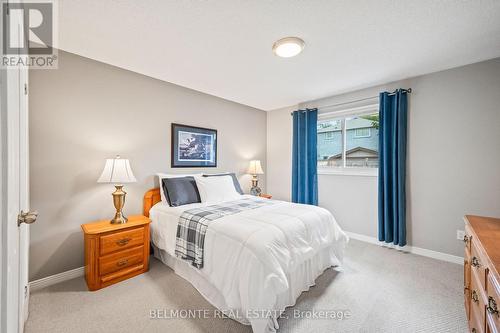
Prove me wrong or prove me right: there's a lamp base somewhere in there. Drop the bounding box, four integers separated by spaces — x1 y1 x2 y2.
110 185 128 224
250 175 261 196
250 186 262 196
110 213 128 224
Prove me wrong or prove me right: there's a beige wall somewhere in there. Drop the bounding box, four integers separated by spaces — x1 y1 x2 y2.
266 105 296 201
29 51 267 280
267 58 500 257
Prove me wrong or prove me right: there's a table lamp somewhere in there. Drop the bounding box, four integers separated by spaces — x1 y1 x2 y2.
247 160 264 196
97 155 137 224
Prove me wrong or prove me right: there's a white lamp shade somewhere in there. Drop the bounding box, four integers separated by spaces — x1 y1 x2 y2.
247 160 264 175
97 156 137 184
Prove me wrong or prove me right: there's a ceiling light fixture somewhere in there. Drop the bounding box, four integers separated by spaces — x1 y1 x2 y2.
272 37 305 58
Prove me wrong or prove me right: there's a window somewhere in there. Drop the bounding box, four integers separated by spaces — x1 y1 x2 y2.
354 128 370 138
324 132 334 140
317 119 342 167
317 109 379 173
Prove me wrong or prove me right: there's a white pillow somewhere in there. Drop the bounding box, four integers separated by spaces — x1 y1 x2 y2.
195 175 241 204
157 173 202 204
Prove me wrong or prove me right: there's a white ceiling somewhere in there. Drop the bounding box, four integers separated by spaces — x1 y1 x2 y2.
57 0 500 111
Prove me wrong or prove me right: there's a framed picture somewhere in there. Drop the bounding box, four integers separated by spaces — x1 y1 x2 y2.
171 123 217 168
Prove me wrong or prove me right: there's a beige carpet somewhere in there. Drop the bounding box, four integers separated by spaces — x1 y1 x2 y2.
25 239 468 333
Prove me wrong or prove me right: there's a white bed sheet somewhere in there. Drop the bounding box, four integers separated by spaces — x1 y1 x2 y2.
149 195 348 333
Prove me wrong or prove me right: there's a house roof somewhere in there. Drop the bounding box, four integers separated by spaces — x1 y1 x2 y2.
328 146 378 159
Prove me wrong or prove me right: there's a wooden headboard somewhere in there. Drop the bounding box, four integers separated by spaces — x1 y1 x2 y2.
143 188 161 217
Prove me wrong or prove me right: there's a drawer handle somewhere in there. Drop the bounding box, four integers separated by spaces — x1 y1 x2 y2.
116 238 131 246
488 296 499 316
471 290 479 303
463 235 469 244
116 259 128 267
471 256 480 268
472 328 477 333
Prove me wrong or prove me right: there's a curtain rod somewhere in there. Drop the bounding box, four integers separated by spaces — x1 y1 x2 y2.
290 88 412 115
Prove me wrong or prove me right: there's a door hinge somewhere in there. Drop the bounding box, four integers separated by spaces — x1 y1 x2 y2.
24 285 28 298
5 2 10 15
24 83 28 95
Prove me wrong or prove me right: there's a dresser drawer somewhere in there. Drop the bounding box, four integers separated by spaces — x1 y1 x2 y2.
466 252 472 320
471 240 488 290
471 268 487 333
99 245 144 276
487 274 500 332
100 227 144 256
471 303 486 333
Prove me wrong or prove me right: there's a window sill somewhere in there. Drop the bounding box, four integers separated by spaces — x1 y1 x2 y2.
318 168 378 177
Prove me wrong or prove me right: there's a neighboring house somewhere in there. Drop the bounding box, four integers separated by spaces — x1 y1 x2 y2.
317 117 379 167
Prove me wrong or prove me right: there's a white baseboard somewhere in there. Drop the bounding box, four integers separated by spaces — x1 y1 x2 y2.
345 231 464 265
29 266 85 291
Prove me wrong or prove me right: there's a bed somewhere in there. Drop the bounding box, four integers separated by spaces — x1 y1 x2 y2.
143 184 348 333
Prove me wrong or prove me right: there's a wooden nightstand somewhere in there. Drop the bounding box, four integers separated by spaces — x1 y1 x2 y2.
81 215 150 291
259 194 272 199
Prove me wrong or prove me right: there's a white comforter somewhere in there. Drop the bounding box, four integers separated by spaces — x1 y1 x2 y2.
150 195 348 333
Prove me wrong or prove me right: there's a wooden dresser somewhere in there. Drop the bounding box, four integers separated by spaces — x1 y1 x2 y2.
81 215 150 291
464 215 500 333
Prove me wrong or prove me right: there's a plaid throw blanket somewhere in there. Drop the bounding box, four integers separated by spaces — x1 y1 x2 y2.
175 197 275 269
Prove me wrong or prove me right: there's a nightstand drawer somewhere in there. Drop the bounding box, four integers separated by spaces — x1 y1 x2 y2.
101 264 144 284
100 227 144 256
99 245 144 276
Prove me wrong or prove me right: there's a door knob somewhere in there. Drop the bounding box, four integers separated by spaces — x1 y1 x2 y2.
18 210 38 226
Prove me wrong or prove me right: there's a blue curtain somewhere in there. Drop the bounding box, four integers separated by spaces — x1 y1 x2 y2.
378 90 408 246
292 108 318 205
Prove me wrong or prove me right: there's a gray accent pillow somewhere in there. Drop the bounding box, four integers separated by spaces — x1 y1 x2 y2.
202 173 244 194
162 176 201 207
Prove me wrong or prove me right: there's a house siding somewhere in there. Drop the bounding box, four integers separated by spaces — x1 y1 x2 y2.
318 127 379 160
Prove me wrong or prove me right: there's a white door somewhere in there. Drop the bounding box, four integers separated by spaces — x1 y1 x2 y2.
18 56 31 331
1 7 32 332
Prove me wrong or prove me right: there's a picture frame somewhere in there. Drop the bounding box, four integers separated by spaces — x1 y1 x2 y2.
171 123 217 168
